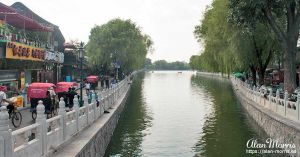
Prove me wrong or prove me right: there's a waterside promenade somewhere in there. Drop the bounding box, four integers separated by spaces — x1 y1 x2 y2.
0 77 131 157
231 78 300 157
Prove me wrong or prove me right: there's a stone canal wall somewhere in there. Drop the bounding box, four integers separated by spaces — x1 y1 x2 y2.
195 72 300 156
196 72 228 80
231 78 300 157
196 71 222 77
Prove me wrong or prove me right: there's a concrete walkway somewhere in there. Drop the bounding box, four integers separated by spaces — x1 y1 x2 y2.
51 84 130 157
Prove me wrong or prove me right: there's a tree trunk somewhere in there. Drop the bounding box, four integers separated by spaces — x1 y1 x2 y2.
278 58 281 69
283 44 297 93
250 66 257 86
263 4 300 92
258 69 265 85
258 49 273 86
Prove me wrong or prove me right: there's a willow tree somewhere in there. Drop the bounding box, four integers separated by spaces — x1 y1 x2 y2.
192 0 279 84
86 18 153 75
193 0 240 75
229 0 300 92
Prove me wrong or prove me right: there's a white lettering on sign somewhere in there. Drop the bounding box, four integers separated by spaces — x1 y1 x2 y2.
45 51 64 63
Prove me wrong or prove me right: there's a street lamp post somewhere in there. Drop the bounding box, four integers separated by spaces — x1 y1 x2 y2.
111 50 120 81
79 42 84 106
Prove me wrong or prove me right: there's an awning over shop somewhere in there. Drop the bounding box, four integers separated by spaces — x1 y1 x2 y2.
0 2 53 32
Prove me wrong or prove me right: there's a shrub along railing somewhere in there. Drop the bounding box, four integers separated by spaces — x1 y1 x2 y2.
0 77 131 157
232 77 300 122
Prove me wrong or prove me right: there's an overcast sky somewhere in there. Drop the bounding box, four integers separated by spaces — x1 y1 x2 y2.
2 0 212 62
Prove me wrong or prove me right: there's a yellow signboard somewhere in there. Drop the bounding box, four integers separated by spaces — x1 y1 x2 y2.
6 42 45 61
0 20 5 26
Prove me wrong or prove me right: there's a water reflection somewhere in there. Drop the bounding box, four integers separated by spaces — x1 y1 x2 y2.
104 72 153 157
105 72 265 157
191 76 260 157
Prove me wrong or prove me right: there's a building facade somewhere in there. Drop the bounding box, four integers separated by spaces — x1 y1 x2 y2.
0 2 65 99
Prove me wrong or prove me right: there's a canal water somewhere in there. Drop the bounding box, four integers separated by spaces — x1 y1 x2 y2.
105 71 263 157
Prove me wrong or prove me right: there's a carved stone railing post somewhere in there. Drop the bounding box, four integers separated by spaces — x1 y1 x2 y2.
95 91 100 118
109 89 113 108
0 106 13 157
92 93 96 120
112 86 115 105
73 95 79 132
117 83 120 98
36 100 47 155
58 97 66 141
269 88 273 106
252 85 255 101
98 91 104 115
284 91 288 116
297 93 300 120
276 89 280 112
105 88 108 97
84 96 89 124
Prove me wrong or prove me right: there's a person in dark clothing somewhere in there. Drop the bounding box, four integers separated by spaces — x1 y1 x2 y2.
44 91 52 114
100 75 105 89
67 87 77 109
105 75 110 89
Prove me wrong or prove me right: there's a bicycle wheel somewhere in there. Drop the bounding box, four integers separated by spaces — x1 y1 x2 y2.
32 111 37 120
12 111 22 128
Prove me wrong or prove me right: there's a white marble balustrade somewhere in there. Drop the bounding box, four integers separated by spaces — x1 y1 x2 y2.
232 77 300 123
0 77 131 157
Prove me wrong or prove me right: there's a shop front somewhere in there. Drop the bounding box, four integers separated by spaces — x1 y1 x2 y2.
5 41 45 84
2 42 65 85
0 41 46 106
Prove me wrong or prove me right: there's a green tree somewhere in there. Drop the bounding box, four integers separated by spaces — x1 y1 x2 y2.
150 60 189 70
193 0 239 75
192 0 279 84
228 0 300 92
144 58 152 69
153 60 168 70
86 18 153 75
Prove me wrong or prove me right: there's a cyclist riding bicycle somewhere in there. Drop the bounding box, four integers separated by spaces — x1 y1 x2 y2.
0 90 16 115
0 91 23 127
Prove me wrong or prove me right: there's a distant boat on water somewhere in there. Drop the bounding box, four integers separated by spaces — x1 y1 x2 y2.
178 71 183 74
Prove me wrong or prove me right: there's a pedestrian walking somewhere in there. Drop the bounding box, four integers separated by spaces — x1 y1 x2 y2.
48 87 56 106
100 75 105 89
85 82 91 94
44 91 52 114
105 75 110 89
66 87 77 109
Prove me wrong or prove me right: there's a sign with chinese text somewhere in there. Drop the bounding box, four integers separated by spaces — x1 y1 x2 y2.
45 51 64 63
6 42 45 61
